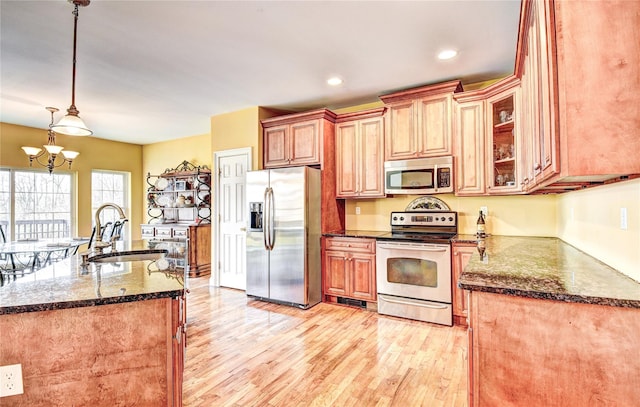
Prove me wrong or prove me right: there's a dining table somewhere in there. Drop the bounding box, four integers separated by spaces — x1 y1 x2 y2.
0 238 91 273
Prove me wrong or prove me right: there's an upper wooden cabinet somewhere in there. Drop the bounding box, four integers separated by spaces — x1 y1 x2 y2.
380 80 463 161
262 109 337 169
515 0 640 192
454 76 523 196
335 108 386 199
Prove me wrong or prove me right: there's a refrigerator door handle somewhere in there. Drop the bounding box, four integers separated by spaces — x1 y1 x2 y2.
267 187 276 250
263 187 270 250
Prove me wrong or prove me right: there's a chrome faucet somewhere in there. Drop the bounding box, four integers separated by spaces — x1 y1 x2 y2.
93 203 127 254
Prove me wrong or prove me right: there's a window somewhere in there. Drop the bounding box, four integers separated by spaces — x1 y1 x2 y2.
91 170 129 238
0 169 10 239
1 169 74 240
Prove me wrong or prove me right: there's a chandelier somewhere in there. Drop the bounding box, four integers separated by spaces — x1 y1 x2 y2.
22 107 80 174
49 0 92 136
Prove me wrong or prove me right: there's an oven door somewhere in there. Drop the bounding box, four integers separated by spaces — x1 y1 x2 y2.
376 241 452 303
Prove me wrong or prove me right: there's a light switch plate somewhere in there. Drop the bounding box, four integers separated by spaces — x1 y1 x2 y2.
0 364 24 397
620 207 627 230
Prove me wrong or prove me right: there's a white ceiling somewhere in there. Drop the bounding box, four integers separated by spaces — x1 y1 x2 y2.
1 0 522 145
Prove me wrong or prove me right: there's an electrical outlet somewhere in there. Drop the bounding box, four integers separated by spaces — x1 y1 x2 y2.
355 206 361 215
620 207 627 230
480 206 488 217
0 364 24 397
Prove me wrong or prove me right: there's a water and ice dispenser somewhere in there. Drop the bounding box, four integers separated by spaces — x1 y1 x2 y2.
249 202 263 230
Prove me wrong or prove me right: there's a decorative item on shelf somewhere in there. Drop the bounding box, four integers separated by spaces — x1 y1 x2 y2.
174 180 187 191
176 195 186 207
22 107 80 174
185 196 193 206
49 0 93 136
405 196 450 211
499 110 512 123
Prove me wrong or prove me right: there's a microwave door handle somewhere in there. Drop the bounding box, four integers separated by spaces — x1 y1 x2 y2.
433 163 438 193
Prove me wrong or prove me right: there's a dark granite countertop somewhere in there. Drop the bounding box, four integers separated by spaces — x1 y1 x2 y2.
458 235 640 308
0 245 184 315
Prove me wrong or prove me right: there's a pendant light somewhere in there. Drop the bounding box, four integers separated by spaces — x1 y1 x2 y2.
22 107 80 174
50 0 93 136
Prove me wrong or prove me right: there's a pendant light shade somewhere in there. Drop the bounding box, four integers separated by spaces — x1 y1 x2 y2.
51 110 92 136
50 0 93 136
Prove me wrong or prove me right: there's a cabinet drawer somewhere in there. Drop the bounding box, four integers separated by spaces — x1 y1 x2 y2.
155 227 173 238
325 237 375 253
172 227 188 238
141 225 155 238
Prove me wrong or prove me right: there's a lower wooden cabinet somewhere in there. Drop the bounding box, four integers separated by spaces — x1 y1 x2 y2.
452 241 476 326
323 237 376 303
141 223 211 278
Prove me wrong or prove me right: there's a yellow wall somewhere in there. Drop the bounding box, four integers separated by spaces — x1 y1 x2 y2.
141 133 212 224
1 122 143 239
345 194 557 236
557 178 640 281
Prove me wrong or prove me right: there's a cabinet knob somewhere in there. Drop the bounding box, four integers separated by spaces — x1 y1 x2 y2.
534 163 541 171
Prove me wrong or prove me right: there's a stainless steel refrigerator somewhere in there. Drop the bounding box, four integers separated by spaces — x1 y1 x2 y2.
246 166 321 309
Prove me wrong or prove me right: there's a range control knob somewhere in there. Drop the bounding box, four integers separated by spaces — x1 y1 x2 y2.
448 217 454 221
400 216 405 221
441 217 446 221
392 216 398 221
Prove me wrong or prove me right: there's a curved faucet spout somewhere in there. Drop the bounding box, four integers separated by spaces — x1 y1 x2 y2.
93 203 127 251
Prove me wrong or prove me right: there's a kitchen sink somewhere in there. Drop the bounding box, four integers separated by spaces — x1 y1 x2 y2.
88 249 168 263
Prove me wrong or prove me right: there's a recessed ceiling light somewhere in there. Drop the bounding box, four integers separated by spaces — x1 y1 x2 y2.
437 50 458 60
327 77 343 86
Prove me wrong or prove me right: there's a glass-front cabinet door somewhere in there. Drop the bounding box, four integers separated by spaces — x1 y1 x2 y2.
486 88 521 193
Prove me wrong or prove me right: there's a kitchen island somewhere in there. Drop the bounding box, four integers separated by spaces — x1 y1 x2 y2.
0 248 185 406
459 236 640 407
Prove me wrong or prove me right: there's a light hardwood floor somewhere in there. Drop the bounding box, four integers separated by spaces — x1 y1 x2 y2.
183 278 468 406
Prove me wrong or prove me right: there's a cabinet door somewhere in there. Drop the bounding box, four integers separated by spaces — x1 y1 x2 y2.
452 242 476 325
417 94 453 157
358 117 385 198
385 101 417 160
324 250 348 297
486 89 521 194
336 122 358 197
349 253 376 301
455 101 486 195
289 119 321 166
264 125 290 168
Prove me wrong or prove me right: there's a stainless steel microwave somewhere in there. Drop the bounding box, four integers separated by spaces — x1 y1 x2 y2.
384 156 454 194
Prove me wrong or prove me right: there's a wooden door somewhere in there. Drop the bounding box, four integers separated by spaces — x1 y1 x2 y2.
358 117 385 198
289 119 321 166
349 254 376 301
335 121 358 197
455 100 486 195
264 125 289 168
418 94 453 157
323 250 348 297
216 148 250 290
385 101 417 160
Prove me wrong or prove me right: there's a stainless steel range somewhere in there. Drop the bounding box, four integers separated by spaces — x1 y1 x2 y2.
376 210 457 326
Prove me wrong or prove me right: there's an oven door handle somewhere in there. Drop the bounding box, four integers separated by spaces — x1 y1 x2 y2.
379 294 449 309
377 243 448 252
